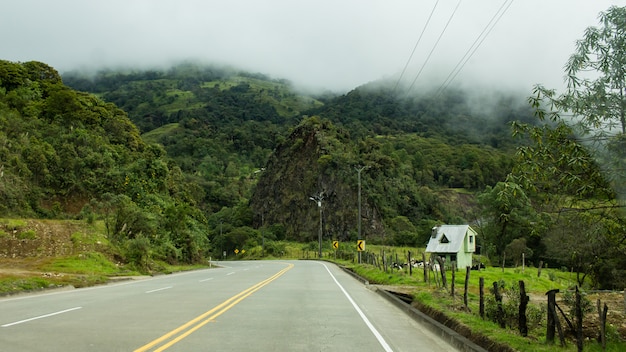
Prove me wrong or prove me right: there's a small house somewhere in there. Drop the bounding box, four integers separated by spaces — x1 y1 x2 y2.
425 224 477 269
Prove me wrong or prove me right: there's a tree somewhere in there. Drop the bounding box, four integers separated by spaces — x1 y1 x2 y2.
477 181 539 262
511 6 626 288
530 6 626 199
563 6 626 135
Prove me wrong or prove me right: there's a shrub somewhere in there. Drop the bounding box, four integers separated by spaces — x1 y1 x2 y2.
17 229 37 239
485 280 546 331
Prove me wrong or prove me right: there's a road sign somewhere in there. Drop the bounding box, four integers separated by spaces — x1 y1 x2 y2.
357 240 365 252
234 249 239 254
332 241 339 249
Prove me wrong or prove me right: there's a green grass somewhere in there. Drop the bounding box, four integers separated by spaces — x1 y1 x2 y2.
201 76 323 117
0 277 57 294
0 218 27 231
329 255 626 352
141 123 180 142
41 252 128 275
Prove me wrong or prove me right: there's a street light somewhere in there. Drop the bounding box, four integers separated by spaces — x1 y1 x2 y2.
309 192 324 259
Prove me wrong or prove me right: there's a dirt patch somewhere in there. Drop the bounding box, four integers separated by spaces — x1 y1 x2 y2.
0 219 103 258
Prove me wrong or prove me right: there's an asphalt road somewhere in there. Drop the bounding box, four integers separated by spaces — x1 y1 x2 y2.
0 260 458 352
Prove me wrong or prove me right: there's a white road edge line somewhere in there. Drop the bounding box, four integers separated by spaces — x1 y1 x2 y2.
199 278 214 282
322 263 394 352
226 272 235 276
145 286 173 294
2 306 82 327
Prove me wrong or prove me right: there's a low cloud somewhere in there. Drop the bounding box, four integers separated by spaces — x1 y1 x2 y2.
3 0 624 92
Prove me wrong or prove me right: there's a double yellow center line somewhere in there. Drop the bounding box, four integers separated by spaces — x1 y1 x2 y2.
134 263 294 352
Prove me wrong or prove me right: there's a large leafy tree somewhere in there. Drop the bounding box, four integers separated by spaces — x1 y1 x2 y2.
510 6 626 288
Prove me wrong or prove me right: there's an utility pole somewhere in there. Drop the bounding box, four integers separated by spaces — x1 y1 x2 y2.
261 211 265 257
309 192 324 259
356 166 368 264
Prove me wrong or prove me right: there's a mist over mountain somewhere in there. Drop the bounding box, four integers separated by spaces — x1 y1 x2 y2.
61 61 528 246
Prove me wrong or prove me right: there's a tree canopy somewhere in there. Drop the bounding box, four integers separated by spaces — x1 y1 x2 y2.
502 6 626 289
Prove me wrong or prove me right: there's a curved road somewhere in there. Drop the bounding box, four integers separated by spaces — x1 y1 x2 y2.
0 260 458 352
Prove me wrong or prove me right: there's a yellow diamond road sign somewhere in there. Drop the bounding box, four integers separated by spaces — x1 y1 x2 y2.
357 240 365 252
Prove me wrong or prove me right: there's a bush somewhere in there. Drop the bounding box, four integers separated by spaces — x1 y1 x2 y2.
263 240 286 257
17 229 37 239
485 280 546 332
124 235 151 269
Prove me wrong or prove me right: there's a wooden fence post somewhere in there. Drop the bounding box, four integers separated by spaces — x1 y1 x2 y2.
407 251 413 276
576 287 583 352
382 248 387 273
451 262 456 297
464 267 470 310
437 256 446 289
598 299 608 351
546 289 558 344
422 252 428 283
493 281 505 328
546 289 566 346
479 277 484 318
519 280 529 337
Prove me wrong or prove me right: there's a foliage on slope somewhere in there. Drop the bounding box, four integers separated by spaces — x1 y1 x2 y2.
63 62 525 249
0 60 209 266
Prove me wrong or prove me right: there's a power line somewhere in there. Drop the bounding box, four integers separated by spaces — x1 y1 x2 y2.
436 0 514 96
406 0 463 95
392 0 439 93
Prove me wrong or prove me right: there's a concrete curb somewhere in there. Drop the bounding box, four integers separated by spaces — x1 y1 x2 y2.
373 287 487 352
338 265 488 352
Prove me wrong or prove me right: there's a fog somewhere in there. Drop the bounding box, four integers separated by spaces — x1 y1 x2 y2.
3 0 626 92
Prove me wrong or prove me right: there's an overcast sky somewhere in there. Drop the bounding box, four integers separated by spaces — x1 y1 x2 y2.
3 0 626 93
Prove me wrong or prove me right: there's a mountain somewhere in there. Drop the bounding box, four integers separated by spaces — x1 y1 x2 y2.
63 62 528 248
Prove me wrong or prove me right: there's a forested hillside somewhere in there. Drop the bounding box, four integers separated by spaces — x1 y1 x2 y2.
64 62 525 250
0 60 209 267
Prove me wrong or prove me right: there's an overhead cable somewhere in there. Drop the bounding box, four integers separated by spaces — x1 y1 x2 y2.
436 0 514 96
406 0 463 95
393 0 439 93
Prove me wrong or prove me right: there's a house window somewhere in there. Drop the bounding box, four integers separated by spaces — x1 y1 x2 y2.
469 235 474 244
440 234 449 244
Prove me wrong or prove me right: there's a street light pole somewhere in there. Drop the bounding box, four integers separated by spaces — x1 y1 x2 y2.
309 192 324 259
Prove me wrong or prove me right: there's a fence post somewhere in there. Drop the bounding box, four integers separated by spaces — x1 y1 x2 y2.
408 251 412 276
576 286 583 352
437 256 446 289
382 248 387 273
451 262 456 297
493 281 505 328
479 277 484 318
598 299 608 351
546 289 559 344
464 267 470 310
519 280 529 337
422 252 428 283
